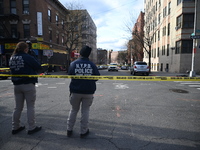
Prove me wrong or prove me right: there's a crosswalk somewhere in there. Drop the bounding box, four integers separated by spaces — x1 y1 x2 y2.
174 81 200 90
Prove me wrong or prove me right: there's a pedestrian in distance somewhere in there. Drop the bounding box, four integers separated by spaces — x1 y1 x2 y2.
9 41 42 135
67 45 100 138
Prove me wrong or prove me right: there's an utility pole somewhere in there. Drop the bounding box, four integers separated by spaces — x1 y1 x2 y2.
189 0 197 77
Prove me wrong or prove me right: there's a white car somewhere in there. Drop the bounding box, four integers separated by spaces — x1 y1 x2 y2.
130 61 149 76
108 63 118 71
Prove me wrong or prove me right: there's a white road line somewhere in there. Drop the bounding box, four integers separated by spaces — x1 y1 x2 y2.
48 87 57 88
56 83 65 84
188 85 200 87
180 83 200 84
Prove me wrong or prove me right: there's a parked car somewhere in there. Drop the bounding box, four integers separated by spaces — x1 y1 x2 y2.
108 63 118 71
121 65 128 70
0 67 11 79
130 61 149 76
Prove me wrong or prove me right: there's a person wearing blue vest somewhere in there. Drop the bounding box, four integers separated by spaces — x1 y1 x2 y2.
67 45 100 138
9 41 42 135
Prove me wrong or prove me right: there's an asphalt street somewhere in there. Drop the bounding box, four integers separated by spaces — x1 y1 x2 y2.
0 70 200 150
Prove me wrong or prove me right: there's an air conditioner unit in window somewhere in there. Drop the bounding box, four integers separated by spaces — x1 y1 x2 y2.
23 11 29 15
175 26 179 30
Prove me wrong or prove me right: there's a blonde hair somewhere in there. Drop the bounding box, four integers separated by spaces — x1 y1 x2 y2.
12 42 28 55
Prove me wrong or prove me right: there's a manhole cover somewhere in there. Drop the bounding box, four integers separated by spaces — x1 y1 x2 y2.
169 89 189 93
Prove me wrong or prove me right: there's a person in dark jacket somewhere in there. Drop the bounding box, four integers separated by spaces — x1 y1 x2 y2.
67 45 100 138
9 42 42 135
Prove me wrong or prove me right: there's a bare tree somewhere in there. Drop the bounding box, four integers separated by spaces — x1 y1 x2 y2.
124 11 162 73
63 2 84 67
123 12 145 66
117 51 128 65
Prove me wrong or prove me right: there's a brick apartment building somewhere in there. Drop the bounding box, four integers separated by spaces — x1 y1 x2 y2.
128 11 145 66
97 48 108 65
144 0 200 74
0 0 97 71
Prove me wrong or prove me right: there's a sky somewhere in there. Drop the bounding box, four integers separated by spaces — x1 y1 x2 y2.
59 0 144 51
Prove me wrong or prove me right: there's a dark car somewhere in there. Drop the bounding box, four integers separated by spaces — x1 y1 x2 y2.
0 67 11 79
130 61 149 76
121 65 128 70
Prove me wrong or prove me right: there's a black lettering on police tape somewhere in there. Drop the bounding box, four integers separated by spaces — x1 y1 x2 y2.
116 77 127 80
155 77 167 80
103 76 113 80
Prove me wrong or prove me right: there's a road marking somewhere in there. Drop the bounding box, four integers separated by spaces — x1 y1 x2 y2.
113 83 129 89
36 83 48 87
188 85 200 87
180 82 200 84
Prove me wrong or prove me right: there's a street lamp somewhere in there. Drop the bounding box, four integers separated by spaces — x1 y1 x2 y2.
189 0 197 77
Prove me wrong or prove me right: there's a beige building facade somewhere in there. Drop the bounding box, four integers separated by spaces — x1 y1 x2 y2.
144 0 200 74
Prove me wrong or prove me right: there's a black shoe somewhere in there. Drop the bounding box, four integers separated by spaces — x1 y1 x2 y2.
27 126 42 135
12 126 25 135
67 130 73 137
80 129 89 138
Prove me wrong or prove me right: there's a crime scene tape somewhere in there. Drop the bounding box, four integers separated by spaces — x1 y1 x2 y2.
1 74 200 81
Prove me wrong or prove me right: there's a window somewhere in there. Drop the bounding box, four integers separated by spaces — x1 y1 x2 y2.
49 30 52 42
56 15 59 26
167 23 170 36
167 44 169 56
62 36 64 45
62 20 64 29
10 0 17 14
176 40 193 54
48 9 51 22
162 46 165 55
56 34 59 44
158 13 161 24
176 41 181 54
183 14 194 28
23 0 29 14
11 24 17 38
155 2 157 11
158 30 160 41
157 47 159 57
163 7 167 17
168 2 171 15
176 15 182 28
23 24 30 38
0 24 4 37
177 14 194 29
82 34 87 39
177 0 182 5
182 40 192 53
162 26 166 36
0 0 4 15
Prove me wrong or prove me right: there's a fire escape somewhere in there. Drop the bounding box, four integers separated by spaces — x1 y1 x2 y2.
0 13 19 41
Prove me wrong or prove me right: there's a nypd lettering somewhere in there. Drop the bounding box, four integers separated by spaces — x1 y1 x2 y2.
9 56 25 71
75 63 93 75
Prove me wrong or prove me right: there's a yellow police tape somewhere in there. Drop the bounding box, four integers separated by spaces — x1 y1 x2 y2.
1 74 200 81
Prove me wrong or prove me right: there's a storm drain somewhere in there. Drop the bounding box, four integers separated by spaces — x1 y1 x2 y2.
169 89 189 93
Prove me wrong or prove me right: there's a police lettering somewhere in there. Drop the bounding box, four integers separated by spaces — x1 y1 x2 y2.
75 63 93 75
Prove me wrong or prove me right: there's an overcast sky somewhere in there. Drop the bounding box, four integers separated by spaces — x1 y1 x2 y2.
59 0 144 51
